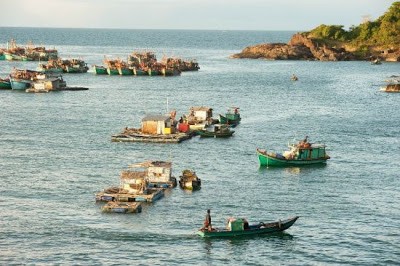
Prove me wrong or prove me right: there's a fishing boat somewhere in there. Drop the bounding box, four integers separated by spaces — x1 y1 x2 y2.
9 69 45 90
37 61 63 74
371 58 382 65
197 216 299 238
0 77 12 89
219 107 241 126
197 124 234 138
179 169 201 190
4 51 23 61
64 59 89 73
381 83 400 92
380 76 400 92
93 65 107 75
101 201 142 213
256 137 330 167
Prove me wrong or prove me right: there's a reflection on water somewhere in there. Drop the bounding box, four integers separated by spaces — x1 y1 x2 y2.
258 164 328 176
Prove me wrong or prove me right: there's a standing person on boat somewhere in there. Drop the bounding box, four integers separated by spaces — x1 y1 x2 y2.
203 209 212 231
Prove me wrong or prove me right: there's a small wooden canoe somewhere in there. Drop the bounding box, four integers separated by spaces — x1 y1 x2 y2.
179 169 201 190
197 216 299 238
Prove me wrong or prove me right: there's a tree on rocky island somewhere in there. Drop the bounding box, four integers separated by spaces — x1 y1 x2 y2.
232 1 400 61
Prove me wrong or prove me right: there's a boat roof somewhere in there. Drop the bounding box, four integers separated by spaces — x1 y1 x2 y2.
142 115 170 122
190 106 212 111
128 161 172 168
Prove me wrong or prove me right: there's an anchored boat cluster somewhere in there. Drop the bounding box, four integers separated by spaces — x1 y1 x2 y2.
94 51 199 76
112 106 240 143
0 39 201 92
0 39 58 61
96 161 201 214
2 68 88 93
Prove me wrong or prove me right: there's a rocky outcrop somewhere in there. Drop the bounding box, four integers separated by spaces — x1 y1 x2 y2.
231 42 314 60
232 33 400 61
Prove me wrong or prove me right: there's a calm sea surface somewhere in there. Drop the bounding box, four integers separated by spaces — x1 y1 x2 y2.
0 28 399 265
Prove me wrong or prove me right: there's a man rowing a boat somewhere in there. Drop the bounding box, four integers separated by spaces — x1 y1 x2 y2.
202 209 212 231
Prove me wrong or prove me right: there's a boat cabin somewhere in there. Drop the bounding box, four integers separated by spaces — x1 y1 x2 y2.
32 77 64 91
120 170 147 194
146 161 172 183
226 218 249 231
187 106 213 124
128 161 175 187
284 143 329 160
141 115 176 135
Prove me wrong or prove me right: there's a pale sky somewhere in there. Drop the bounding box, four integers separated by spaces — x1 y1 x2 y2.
1 0 397 30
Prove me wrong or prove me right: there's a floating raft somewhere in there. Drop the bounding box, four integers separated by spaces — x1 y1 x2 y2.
111 132 193 143
25 87 89 93
95 187 164 203
101 201 142 213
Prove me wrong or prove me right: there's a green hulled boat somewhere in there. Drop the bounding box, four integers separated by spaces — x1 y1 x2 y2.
219 107 241 127
66 65 89 73
257 138 330 167
93 65 107 75
197 216 299 238
4 52 23 61
197 124 234 138
0 78 12 89
0 53 5 60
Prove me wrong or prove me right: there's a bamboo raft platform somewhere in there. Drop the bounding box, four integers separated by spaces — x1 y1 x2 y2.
111 128 194 143
25 87 89 93
101 201 142 213
95 187 164 203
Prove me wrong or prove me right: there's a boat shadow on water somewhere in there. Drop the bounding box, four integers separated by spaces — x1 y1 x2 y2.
201 231 295 242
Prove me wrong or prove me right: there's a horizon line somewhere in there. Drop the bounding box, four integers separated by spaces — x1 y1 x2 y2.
0 26 304 32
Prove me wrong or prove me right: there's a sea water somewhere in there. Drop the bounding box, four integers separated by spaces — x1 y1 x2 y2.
0 28 399 265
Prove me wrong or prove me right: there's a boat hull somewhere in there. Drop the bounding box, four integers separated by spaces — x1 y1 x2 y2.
66 66 88 73
197 130 234 138
0 79 12 89
257 149 328 167
198 216 299 238
93 65 107 75
179 179 201 190
10 78 32 90
102 202 142 213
